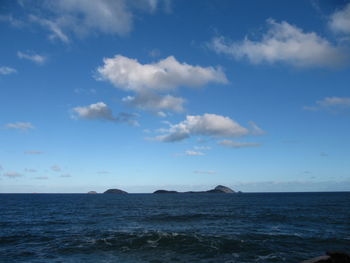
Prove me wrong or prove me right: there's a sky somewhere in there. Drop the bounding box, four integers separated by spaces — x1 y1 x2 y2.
0 0 350 193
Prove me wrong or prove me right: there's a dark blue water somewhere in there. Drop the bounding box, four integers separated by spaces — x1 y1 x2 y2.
1 193 349 262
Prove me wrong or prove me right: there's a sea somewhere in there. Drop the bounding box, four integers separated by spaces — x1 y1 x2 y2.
1 192 349 263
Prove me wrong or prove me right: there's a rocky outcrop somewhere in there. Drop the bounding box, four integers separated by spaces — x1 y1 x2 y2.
301 252 350 263
153 190 179 194
153 185 236 194
207 185 235 193
87 191 97 194
103 189 128 194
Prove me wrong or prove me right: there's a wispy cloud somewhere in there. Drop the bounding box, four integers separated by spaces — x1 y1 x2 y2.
24 150 43 155
193 170 217 174
4 171 23 178
72 102 139 126
0 66 17 75
210 19 347 68
304 97 350 112
5 122 34 131
185 150 205 156
25 168 37 173
218 140 260 149
51 165 61 172
17 51 47 65
34 176 48 180
23 1 170 43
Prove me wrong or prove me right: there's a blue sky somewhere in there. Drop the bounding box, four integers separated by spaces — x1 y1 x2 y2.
1 0 350 193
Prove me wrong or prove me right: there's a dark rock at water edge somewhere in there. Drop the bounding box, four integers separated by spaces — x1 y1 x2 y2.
301 251 350 263
154 185 236 194
153 190 179 194
103 189 128 194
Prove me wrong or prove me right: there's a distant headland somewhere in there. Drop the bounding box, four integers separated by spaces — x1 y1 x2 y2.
88 185 238 194
154 185 236 194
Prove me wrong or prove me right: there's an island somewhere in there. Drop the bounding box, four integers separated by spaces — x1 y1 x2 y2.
153 185 236 194
103 188 128 194
87 191 97 194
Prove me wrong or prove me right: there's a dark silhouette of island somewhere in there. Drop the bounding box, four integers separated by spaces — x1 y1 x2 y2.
87 191 97 194
153 185 236 194
103 189 128 194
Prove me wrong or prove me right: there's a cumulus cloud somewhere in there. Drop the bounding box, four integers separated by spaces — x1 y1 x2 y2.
72 102 138 126
218 140 260 148
4 171 23 178
185 150 205 156
193 170 217 174
51 165 61 172
17 51 47 64
304 96 350 111
5 122 34 131
97 55 227 113
152 113 249 142
97 55 227 92
329 3 350 34
24 150 44 155
23 0 170 43
0 66 17 75
210 19 346 68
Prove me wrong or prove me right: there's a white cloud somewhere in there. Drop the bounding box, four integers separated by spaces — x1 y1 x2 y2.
17 51 47 64
24 150 44 155
218 140 260 148
152 113 249 142
185 150 205 156
5 122 34 131
193 170 217 174
304 96 350 111
97 55 227 92
329 3 350 34
122 93 185 112
72 102 138 126
0 66 17 75
4 171 23 178
210 19 346 68
51 165 61 172
24 0 169 43
97 55 226 113
0 14 25 27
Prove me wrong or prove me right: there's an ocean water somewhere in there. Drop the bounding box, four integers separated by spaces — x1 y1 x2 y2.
1 192 349 263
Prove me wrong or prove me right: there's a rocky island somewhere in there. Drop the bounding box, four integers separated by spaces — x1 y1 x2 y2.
87 191 97 194
153 185 236 194
103 189 128 194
